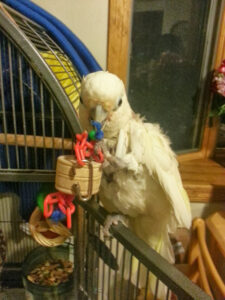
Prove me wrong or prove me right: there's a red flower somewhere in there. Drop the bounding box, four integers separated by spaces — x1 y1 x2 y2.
212 60 225 97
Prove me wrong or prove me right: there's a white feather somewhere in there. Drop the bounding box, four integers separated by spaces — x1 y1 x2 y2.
115 129 127 158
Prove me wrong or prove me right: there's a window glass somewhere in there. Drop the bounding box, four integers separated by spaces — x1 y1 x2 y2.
128 0 212 152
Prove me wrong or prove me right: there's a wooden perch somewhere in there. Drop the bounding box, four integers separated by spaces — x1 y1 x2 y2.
0 133 73 150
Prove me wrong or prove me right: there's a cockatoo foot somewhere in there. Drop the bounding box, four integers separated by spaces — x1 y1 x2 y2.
103 213 128 237
102 156 128 177
108 156 128 169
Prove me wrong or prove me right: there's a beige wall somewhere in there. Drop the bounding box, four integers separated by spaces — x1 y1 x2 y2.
32 0 108 69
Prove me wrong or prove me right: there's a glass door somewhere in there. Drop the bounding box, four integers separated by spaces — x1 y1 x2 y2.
128 0 222 152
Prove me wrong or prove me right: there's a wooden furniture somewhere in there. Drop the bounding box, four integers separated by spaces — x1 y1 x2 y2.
206 211 225 296
188 217 225 299
179 159 225 202
206 211 225 257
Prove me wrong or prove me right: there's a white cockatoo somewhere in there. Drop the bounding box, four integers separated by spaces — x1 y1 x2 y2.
80 71 192 298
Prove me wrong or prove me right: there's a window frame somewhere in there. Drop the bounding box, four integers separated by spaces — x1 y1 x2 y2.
107 0 225 202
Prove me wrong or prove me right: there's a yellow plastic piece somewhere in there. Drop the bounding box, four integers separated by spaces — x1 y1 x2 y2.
41 51 81 113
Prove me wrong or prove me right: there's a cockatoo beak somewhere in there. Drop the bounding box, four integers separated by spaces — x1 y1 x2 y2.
94 104 108 124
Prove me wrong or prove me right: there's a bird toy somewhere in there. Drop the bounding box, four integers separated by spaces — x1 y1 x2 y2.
43 192 75 229
74 121 104 166
37 121 104 230
89 120 104 140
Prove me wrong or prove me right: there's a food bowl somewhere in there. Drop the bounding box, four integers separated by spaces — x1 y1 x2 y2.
22 246 74 300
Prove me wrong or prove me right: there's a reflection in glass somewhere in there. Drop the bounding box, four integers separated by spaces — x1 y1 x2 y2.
128 0 211 152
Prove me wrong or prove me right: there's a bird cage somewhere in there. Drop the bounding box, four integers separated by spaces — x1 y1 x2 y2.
0 1 88 287
0 2 211 300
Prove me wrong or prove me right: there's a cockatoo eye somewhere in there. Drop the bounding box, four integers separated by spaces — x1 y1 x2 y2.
113 98 123 111
118 98 122 107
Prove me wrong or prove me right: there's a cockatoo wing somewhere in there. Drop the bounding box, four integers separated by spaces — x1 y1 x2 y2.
129 120 191 229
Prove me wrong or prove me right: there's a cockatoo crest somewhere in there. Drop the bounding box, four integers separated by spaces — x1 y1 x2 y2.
81 71 132 137
81 71 124 111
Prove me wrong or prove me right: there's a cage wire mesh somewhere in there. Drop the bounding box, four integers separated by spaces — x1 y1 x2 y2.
0 4 81 175
0 3 210 300
0 2 80 280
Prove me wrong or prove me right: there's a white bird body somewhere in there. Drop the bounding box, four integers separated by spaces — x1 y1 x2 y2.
100 117 190 258
81 71 192 296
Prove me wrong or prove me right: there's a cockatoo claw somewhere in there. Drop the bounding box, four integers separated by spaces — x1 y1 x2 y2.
103 213 128 238
102 156 128 177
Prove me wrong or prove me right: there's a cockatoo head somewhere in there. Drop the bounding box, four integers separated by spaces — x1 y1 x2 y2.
81 71 132 137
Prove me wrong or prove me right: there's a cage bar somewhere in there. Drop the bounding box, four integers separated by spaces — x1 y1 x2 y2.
74 198 211 300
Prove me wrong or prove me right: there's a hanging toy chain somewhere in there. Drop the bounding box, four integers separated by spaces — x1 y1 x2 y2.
74 121 104 166
43 192 75 229
39 122 104 230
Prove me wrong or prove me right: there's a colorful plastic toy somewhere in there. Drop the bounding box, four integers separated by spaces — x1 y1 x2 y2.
90 120 104 140
38 122 104 230
43 192 75 229
74 122 104 166
36 183 56 213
